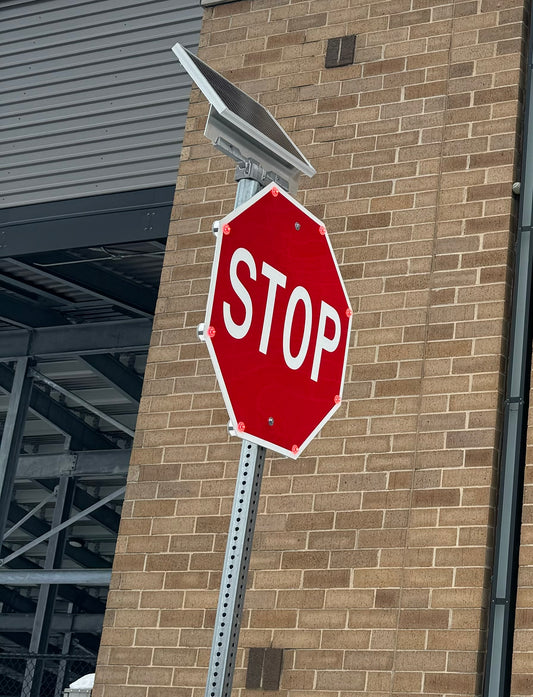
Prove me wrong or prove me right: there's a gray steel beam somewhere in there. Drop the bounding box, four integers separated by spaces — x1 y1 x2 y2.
3 489 57 541
1 544 106 614
28 382 120 451
0 613 105 633
37 480 122 535
0 318 152 361
16 450 131 480
31 369 135 437
0 569 111 585
16 452 78 480
0 198 172 257
0 358 33 548
0 294 67 329
10 256 156 318
0 270 75 308
80 354 143 403
69 448 131 478
0 362 117 451
0 548 104 658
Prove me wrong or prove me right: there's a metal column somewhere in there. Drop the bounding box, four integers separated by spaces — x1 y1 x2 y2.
0 357 33 547
204 175 267 697
54 604 74 697
22 474 76 697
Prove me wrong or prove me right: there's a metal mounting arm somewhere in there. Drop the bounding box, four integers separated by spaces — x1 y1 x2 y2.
214 136 290 192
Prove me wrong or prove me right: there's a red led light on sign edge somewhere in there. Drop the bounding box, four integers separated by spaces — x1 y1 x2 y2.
346 308 353 318
334 395 341 405
319 225 327 236
271 186 279 197
237 422 246 432
291 444 299 454
222 224 231 235
207 326 216 338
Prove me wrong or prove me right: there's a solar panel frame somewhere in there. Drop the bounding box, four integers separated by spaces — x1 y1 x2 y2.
172 42 316 179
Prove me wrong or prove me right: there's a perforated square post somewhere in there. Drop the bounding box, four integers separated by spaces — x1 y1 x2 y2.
204 441 266 697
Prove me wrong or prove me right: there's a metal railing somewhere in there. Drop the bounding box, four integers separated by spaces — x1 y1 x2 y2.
0 653 95 697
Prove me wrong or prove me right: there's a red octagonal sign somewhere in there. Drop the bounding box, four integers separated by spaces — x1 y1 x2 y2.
203 183 352 459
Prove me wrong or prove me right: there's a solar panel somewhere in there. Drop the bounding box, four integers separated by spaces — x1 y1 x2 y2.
172 43 315 179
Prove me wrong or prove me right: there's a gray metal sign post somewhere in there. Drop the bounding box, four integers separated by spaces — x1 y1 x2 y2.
171 43 316 697
203 173 265 697
205 438 265 697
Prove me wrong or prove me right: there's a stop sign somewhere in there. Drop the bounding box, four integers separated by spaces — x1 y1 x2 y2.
203 182 352 458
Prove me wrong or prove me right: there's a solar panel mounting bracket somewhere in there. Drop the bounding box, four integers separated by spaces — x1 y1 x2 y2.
214 137 290 191
206 108 297 192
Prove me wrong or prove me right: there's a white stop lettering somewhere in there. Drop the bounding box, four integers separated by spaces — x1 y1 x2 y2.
222 247 341 381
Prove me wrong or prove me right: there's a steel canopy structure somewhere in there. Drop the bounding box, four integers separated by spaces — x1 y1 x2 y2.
0 215 165 695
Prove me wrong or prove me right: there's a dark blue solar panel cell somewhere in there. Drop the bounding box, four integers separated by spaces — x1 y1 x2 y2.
184 49 305 162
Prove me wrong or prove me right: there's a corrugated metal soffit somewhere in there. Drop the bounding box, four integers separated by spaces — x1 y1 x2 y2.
1 0 203 207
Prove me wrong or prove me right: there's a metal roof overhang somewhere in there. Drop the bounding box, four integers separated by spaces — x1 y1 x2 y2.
0 187 168 673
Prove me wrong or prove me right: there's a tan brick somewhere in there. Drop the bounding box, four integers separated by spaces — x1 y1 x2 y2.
303 569 351 588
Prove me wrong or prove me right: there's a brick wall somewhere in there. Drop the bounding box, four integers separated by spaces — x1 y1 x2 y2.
94 1 528 696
